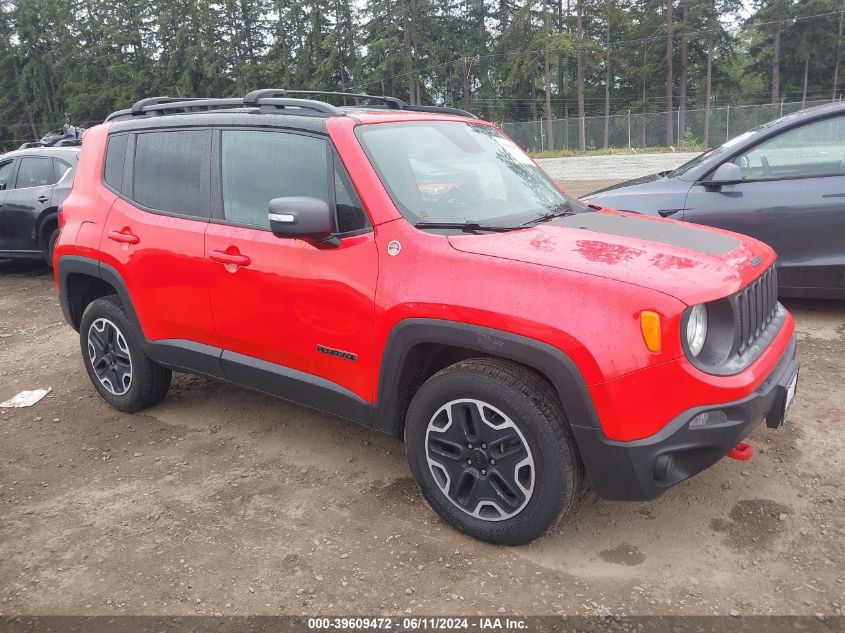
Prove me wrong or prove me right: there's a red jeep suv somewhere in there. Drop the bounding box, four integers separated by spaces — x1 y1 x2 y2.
54 90 798 544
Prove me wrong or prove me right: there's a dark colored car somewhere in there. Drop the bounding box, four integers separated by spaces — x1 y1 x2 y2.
585 102 845 299
0 146 79 265
55 90 797 545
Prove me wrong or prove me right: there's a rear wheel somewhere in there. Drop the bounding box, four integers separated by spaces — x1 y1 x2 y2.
404 358 583 545
79 295 171 412
45 226 60 267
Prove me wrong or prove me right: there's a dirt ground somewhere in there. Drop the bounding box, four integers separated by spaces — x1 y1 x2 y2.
1 188 844 617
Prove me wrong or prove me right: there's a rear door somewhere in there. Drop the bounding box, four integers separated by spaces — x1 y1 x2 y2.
204 127 378 401
684 114 845 294
1 156 59 252
99 129 219 350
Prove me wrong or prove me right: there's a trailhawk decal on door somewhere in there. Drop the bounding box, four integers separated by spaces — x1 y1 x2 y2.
316 344 358 362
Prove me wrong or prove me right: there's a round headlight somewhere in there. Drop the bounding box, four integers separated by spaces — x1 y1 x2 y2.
686 304 708 357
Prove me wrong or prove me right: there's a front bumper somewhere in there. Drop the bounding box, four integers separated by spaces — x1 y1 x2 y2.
572 334 798 501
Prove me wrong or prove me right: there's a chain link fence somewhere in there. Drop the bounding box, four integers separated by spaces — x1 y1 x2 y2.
500 100 838 152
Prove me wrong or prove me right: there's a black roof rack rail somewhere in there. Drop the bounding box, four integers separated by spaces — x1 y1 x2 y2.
106 94 340 122
105 88 475 122
402 104 477 119
256 89 405 110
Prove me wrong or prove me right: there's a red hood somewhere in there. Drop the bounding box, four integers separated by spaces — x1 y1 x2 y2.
448 211 775 305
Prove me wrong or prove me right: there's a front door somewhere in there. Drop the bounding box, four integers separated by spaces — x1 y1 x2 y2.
204 128 378 402
684 114 845 294
2 156 58 253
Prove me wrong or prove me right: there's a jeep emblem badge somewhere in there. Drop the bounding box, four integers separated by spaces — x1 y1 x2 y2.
387 240 402 256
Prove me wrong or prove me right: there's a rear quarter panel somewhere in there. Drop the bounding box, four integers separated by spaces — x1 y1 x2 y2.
53 124 116 274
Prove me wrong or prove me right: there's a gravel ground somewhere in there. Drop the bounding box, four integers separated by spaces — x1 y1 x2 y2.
538 152 699 187
1 164 843 618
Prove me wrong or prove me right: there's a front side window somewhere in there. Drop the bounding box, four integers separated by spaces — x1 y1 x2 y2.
16 157 59 189
735 116 845 181
0 161 14 190
356 121 566 227
220 130 369 233
133 130 210 216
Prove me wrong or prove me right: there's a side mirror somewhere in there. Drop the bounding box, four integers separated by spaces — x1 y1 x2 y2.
268 197 339 247
708 162 743 185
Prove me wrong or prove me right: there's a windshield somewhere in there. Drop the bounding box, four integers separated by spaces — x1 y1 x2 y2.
669 130 759 177
356 121 568 227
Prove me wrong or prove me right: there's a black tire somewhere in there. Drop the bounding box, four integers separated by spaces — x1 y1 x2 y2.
45 227 60 267
404 358 584 545
79 295 171 412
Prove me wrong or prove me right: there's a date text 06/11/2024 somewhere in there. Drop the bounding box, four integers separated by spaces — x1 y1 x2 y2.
306 616 528 630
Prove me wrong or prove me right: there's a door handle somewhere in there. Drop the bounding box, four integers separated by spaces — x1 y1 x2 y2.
209 250 251 267
37 195 49 204
107 229 140 245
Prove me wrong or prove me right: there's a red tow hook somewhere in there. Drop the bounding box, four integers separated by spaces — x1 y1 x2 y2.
728 442 754 461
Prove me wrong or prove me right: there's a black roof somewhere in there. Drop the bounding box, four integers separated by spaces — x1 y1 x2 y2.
1 145 81 161
109 110 331 135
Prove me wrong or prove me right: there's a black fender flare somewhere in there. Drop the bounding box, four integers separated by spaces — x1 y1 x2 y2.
35 210 60 248
371 318 601 437
56 255 143 333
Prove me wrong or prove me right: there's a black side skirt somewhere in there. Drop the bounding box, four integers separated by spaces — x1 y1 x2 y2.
147 339 372 428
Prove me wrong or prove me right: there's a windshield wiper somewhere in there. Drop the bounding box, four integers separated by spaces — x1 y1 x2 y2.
520 202 576 227
413 221 519 233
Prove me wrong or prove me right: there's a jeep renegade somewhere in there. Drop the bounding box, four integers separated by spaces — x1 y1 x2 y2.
54 90 799 545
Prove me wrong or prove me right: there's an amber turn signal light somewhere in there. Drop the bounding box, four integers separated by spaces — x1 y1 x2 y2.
640 311 661 353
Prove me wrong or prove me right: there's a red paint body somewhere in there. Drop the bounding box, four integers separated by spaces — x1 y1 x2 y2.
55 112 794 443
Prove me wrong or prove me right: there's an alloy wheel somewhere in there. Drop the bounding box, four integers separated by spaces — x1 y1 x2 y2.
87 318 133 396
425 398 535 521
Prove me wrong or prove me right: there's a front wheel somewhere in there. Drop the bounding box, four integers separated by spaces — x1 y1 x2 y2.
404 358 583 545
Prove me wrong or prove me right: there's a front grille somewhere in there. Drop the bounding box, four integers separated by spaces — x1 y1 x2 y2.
736 265 778 355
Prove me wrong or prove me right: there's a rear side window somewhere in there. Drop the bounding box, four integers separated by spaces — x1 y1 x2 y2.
16 157 59 188
133 130 210 216
220 130 369 233
54 159 72 182
103 134 129 193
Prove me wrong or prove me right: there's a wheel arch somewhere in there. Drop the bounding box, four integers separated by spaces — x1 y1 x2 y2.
35 209 60 250
372 319 601 438
57 255 142 333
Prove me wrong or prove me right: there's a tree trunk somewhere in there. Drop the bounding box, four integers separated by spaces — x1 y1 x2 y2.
678 0 688 138
402 0 416 104
771 8 782 104
835 0 844 100
558 0 566 119
576 0 585 151
802 55 809 107
563 0 571 146
463 57 471 110
703 23 713 148
665 0 674 147
641 46 647 148
543 0 555 150
603 24 611 149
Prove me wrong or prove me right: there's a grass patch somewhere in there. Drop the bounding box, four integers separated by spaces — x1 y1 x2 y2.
530 145 704 159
